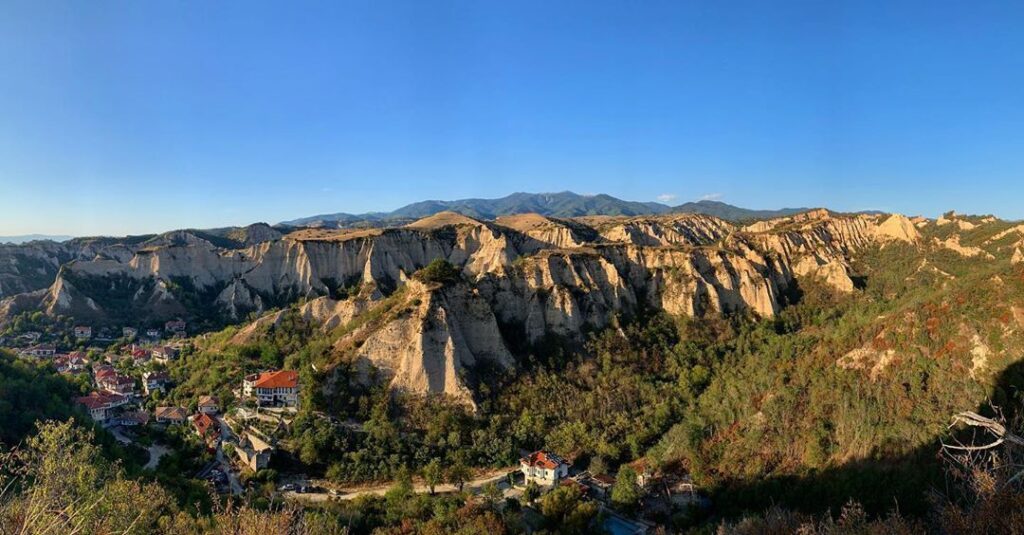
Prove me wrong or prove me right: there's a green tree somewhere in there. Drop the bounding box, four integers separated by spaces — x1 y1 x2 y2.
446 460 471 493
423 458 443 495
611 465 642 511
482 481 503 508
539 485 600 534
524 480 541 504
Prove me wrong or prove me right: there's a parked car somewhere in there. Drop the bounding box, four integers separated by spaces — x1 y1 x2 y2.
278 483 296 492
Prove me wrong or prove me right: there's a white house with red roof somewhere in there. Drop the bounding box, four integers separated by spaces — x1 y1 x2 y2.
243 370 300 407
75 392 128 423
520 450 570 485
143 371 171 395
73 326 92 340
96 370 136 396
197 395 220 414
54 352 89 374
151 346 179 364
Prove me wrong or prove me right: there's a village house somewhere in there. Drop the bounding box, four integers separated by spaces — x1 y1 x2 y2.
192 412 220 443
75 392 128 424
154 406 189 425
235 432 274 472
197 395 220 414
145 328 162 339
152 346 179 364
164 319 187 333
243 370 300 407
54 352 89 374
588 473 616 499
113 410 150 427
628 458 656 490
122 327 138 339
102 374 136 396
73 326 92 340
143 371 171 395
131 348 151 365
520 450 570 486
21 344 56 358
96 369 136 396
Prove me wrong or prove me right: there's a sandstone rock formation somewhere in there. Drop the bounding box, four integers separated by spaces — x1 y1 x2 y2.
0 209 936 404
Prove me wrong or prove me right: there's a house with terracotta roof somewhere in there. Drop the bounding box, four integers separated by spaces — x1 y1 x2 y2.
197 395 220 414
73 326 92 341
192 412 220 442
151 346 179 364
97 372 136 396
520 450 569 485
75 392 128 423
130 348 151 365
155 406 189 425
143 371 171 395
243 370 300 407
54 352 89 374
113 410 150 427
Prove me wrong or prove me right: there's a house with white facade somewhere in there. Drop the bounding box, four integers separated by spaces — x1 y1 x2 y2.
143 371 171 395
520 450 570 486
73 326 92 340
75 392 128 424
197 395 219 414
243 370 300 407
21 344 56 358
152 346 179 364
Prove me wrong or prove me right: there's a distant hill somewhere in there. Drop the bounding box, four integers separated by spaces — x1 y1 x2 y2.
281 192 811 227
671 200 811 221
0 234 73 244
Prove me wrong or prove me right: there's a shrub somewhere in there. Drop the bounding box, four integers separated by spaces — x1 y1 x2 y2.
413 259 461 285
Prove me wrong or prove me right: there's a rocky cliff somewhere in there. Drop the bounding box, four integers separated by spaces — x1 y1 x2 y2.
1 210 927 404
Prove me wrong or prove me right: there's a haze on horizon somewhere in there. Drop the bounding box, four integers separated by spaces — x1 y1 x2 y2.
2 1 1024 236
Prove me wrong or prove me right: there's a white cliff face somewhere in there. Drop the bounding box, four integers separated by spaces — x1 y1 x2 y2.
596 214 732 247
342 281 515 406
2 209 933 402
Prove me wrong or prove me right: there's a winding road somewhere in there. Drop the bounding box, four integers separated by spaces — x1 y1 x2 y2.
284 468 518 502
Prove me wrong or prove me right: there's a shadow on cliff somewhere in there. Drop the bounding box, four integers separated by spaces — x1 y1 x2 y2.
703 359 1024 520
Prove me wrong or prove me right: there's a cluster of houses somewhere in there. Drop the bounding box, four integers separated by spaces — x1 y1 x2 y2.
9 319 188 363
71 319 188 343
71 364 300 481
519 450 698 514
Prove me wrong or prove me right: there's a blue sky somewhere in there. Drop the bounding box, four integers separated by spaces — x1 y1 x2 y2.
2 1 1024 235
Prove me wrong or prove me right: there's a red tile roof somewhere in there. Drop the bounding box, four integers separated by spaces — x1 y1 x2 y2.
198 395 219 407
75 391 125 410
251 370 299 389
521 450 567 470
192 412 219 437
155 406 188 421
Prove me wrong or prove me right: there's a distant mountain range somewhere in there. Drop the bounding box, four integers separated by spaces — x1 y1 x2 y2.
0 234 73 245
281 192 813 228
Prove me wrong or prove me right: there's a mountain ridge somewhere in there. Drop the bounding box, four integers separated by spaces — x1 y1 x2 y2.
0 234 74 244
280 192 823 227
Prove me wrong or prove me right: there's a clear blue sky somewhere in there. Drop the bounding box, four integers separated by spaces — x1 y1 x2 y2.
2 1 1024 236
